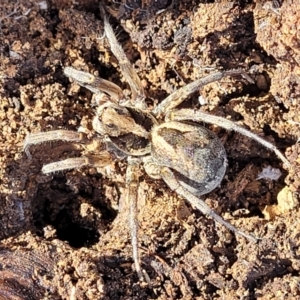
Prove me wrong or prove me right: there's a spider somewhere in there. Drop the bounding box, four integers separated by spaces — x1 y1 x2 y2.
24 4 290 282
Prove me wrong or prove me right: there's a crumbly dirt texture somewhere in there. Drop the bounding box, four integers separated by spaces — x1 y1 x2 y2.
0 1 300 299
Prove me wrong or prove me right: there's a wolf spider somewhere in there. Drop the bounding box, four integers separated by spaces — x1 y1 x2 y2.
24 5 290 282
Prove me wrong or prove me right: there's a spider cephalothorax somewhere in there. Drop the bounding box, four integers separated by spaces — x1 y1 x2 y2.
24 4 290 283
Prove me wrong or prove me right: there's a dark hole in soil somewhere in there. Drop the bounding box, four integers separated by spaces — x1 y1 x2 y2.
32 174 115 248
53 210 100 248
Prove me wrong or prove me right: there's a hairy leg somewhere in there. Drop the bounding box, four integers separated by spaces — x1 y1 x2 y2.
144 156 257 241
126 157 150 283
64 67 123 102
99 4 146 109
41 153 113 174
24 130 85 158
159 166 258 242
152 70 254 117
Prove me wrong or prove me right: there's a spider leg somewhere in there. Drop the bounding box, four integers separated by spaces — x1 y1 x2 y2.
64 67 124 102
126 157 150 283
41 154 113 174
170 109 291 168
24 130 85 158
24 130 113 172
100 4 146 109
144 157 258 242
159 166 258 242
152 69 254 117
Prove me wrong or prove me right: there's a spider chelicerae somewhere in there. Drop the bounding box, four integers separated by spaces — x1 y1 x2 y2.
24 4 290 282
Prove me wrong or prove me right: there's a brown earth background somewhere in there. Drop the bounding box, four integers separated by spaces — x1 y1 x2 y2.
0 0 300 299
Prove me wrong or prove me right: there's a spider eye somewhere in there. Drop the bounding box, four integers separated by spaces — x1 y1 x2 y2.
106 123 116 129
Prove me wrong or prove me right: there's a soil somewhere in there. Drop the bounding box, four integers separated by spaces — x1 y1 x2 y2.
0 0 300 299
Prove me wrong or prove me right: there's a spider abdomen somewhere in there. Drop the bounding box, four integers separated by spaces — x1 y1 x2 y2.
151 121 227 196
